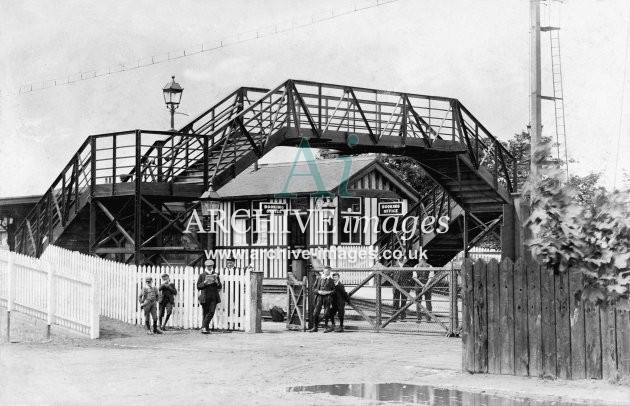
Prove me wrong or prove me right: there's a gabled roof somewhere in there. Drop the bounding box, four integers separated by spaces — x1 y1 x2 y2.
216 156 418 201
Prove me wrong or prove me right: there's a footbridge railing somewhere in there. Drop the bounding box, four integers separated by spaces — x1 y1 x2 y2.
203 79 518 193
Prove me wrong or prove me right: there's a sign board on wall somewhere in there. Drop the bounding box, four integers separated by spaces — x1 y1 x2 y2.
259 202 287 215
378 201 403 216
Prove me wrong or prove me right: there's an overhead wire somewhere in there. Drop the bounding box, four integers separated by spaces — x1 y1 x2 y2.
0 0 398 98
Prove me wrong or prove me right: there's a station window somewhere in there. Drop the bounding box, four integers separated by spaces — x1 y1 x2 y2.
290 196 309 212
339 197 362 245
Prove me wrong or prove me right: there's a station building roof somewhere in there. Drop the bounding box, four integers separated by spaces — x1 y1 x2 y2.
216 156 419 201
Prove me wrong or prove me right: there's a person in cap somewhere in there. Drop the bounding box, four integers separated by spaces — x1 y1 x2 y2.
139 276 162 335
158 273 177 330
225 254 236 270
197 259 222 334
328 272 350 332
308 266 334 333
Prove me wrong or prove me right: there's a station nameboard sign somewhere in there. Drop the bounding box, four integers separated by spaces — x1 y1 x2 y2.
259 202 287 215
378 201 403 216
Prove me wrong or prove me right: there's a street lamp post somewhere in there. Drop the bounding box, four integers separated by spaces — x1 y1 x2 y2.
162 75 184 131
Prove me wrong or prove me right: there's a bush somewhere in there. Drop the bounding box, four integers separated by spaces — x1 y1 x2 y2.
524 142 630 306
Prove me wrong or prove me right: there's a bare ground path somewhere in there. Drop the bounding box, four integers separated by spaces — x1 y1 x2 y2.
0 317 628 405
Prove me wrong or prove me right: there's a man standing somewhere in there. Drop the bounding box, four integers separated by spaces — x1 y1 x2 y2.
414 258 433 323
328 272 350 333
197 259 222 334
308 266 334 332
392 260 413 321
158 273 177 330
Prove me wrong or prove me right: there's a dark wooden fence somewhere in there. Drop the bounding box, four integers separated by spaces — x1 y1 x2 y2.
462 258 630 380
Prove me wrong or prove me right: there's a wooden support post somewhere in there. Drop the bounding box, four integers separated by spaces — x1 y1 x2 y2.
89 197 96 256
486 259 501 374
375 272 382 332
247 270 263 333
6 252 14 343
47 190 53 249
447 264 459 337
501 202 516 261
134 130 142 266
203 136 209 190
112 134 117 195
90 272 100 339
463 211 469 258
46 261 56 340
462 259 475 372
473 260 488 373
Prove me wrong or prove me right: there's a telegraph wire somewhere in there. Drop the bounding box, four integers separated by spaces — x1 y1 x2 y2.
0 0 398 98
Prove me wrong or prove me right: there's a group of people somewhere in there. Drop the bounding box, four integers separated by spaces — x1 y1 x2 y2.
139 257 236 335
308 266 350 333
138 273 178 335
390 258 433 322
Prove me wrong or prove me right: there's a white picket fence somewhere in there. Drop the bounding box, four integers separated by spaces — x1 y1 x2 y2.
0 250 100 339
42 245 251 331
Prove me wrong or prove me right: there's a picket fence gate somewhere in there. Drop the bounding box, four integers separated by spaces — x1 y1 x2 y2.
0 249 100 339
42 245 251 331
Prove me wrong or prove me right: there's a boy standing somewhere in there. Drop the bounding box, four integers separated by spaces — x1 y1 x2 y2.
159 273 177 330
197 259 222 334
328 272 350 332
139 277 162 335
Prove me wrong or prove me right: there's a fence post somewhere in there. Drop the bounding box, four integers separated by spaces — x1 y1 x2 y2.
6 252 14 343
375 271 382 332
185 266 193 329
448 264 459 337
46 261 56 340
90 273 100 339
247 269 263 333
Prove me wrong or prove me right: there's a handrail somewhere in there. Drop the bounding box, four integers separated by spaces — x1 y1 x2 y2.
203 79 517 193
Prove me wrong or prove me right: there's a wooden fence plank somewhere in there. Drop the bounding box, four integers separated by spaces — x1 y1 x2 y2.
554 271 571 379
461 259 475 373
600 305 618 380
584 299 602 379
473 259 488 373
526 258 542 377
617 308 630 379
540 266 557 378
499 258 514 375
513 258 529 376
568 270 586 379
486 259 501 374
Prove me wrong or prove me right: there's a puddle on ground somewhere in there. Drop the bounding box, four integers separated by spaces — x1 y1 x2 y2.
288 383 603 405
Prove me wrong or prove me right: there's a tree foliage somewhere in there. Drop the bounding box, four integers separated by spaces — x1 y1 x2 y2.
379 155 435 193
525 141 630 306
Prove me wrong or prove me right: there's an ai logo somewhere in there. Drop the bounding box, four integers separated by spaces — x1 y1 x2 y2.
275 134 360 199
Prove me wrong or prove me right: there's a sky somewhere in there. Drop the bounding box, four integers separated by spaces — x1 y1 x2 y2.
1 0 629 197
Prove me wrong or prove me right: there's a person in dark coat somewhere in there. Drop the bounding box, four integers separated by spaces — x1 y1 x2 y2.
391 260 414 321
328 272 350 332
413 258 433 323
158 273 177 330
197 259 222 334
308 266 334 332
